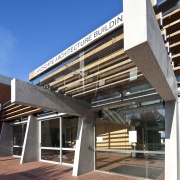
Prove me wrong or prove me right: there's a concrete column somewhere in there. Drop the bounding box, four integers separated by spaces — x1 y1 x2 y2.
20 115 39 163
177 98 180 180
72 116 95 176
165 100 179 180
0 122 13 156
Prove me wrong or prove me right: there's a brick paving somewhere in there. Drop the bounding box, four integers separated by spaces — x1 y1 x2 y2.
0 156 143 180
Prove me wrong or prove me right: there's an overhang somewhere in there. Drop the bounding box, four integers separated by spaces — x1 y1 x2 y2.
1 78 93 121
123 0 177 102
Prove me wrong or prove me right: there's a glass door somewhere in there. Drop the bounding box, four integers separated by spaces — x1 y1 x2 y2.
40 118 60 163
95 102 165 179
13 123 27 156
95 119 132 173
62 116 78 165
40 116 78 165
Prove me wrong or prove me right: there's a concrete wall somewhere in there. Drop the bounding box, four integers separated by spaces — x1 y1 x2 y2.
20 115 39 163
123 0 177 101
73 116 95 176
178 98 180 180
0 122 13 156
0 74 12 86
165 100 179 180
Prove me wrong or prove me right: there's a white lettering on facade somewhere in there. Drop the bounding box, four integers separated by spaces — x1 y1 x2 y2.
33 13 123 77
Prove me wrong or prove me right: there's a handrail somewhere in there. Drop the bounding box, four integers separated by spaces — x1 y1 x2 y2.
95 148 165 155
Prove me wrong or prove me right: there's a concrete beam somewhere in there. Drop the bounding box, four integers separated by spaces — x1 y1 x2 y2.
11 79 93 116
123 0 177 101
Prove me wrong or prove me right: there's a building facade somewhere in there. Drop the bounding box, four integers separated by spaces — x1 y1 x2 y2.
0 0 180 179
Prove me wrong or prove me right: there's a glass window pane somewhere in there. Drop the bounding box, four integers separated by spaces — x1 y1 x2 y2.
96 152 109 172
13 147 22 156
95 102 165 179
13 125 23 146
62 150 75 164
41 149 60 162
41 118 60 147
62 117 78 148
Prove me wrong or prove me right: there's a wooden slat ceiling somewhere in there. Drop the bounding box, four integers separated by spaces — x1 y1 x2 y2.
2 103 43 121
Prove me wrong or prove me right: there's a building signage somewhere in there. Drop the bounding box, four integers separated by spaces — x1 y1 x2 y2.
31 13 123 80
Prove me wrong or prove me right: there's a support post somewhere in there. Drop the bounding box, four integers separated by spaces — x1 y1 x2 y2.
20 115 39 163
0 122 13 156
165 100 179 180
73 116 95 176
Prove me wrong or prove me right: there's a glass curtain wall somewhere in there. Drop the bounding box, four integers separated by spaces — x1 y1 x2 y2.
40 116 78 165
95 101 165 180
13 123 27 156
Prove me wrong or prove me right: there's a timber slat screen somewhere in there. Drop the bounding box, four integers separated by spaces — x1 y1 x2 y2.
162 9 180 75
39 10 180 103
39 28 146 103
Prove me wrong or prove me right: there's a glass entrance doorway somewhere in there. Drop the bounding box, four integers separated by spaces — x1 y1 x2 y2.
95 102 165 180
40 116 78 165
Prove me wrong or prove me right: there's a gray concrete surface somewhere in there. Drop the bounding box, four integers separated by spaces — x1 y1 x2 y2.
0 122 13 156
11 78 93 116
0 74 12 85
73 116 95 176
165 101 178 180
20 115 39 163
123 0 177 101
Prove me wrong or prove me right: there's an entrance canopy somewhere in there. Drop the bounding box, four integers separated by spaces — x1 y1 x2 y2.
1 78 92 121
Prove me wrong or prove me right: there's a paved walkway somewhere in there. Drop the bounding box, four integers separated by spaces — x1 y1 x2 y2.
0 156 143 180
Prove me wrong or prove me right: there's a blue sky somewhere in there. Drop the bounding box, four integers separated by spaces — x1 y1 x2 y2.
0 0 162 83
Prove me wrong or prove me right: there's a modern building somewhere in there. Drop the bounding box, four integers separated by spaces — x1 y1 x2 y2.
0 0 179 179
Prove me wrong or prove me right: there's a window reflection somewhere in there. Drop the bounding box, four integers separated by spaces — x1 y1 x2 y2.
62 117 78 148
41 118 60 147
13 125 23 146
62 150 74 164
95 101 165 179
13 147 22 156
41 149 60 162
40 116 78 165
13 123 27 156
